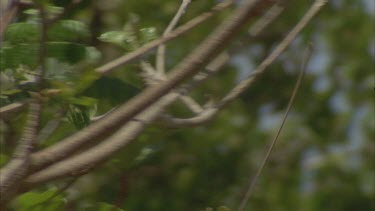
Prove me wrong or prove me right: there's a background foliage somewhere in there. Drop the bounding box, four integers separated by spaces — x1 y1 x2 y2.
0 0 373 210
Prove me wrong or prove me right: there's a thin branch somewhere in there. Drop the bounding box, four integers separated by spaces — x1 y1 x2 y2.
248 1 284 37
156 0 191 74
95 0 233 75
219 0 326 107
237 43 314 211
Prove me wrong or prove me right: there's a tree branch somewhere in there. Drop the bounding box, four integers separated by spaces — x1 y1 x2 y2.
238 43 314 211
29 0 262 172
156 0 191 74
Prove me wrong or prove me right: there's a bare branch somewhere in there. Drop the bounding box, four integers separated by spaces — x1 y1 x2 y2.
219 0 326 107
238 43 314 211
248 1 284 37
156 0 191 74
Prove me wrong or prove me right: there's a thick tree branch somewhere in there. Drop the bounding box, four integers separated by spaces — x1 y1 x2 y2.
23 92 181 188
21 52 229 186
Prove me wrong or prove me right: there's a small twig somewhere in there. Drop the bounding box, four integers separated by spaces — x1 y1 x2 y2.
156 0 191 74
237 43 314 211
249 1 284 37
96 0 233 75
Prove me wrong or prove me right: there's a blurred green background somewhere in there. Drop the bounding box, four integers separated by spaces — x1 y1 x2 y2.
0 0 374 210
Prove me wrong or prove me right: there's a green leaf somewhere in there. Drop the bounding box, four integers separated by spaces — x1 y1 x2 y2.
14 189 65 211
139 27 157 44
67 104 91 129
47 42 87 64
0 42 88 69
0 44 39 69
98 31 136 51
0 89 22 95
4 23 40 44
48 20 90 41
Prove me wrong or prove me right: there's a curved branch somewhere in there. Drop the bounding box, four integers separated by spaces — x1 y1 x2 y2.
238 43 314 211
